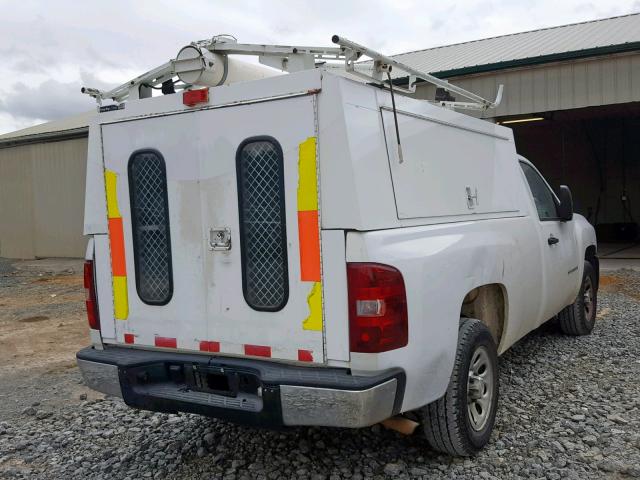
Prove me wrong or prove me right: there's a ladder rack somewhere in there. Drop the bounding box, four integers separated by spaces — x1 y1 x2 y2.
82 34 503 111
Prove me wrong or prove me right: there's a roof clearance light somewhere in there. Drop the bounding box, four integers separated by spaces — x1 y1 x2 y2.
183 88 209 107
500 117 545 125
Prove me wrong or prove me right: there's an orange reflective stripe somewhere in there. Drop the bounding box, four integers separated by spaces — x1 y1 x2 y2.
108 217 127 277
298 210 321 282
104 169 129 320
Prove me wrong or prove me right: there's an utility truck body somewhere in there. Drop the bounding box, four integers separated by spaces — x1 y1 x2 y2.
78 37 598 455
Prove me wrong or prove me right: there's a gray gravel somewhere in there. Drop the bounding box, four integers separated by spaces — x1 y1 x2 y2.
1 270 639 479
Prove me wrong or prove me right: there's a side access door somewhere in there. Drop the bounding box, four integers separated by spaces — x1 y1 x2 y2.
100 94 325 363
519 160 579 323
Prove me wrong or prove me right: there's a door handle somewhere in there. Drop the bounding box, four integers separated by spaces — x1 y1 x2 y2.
547 235 559 246
209 227 232 251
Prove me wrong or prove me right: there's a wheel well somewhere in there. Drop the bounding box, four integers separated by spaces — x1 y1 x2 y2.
585 245 599 289
460 284 506 348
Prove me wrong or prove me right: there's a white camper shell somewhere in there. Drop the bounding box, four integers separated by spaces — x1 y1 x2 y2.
78 37 598 456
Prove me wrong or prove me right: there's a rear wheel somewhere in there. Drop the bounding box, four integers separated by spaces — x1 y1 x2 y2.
420 318 499 456
558 261 597 336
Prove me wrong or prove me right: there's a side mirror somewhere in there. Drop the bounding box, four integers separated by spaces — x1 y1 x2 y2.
557 185 573 221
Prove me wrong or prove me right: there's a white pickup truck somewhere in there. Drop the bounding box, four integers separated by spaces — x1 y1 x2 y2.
77 36 598 456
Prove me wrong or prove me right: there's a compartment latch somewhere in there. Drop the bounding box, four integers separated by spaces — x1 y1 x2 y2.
209 227 232 251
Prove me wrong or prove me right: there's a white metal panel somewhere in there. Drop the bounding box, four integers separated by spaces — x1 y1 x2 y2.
101 115 213 353
586 61 602 106
84 119 108 235
94 234 115 341
100 94 325 363
31 138 87 258
632 55 640 100
196 97 323 362
381 109 519 219
0 138 88 259
532 69 547 113
346 213 545 410
317 76 399 230
0 144 34 258
321 230 349 362
601 58 617 105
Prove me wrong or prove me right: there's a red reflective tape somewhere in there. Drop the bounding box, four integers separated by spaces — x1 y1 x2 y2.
108 217 127 276
124 333 134 344
155 336 177 348
199 341 220 353
244 344 271 357
297 349 313 362
297 210 321 281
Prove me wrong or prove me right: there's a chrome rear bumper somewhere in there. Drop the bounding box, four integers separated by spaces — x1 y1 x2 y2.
77 346 404 428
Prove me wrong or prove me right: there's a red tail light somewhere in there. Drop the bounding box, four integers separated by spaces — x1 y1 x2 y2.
183 88 209 107
84 260 100 330
347 263 408 353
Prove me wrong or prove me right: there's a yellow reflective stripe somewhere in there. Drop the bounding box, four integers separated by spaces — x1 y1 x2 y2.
302 281 322 331
112 276 129 320
105 170 121 219
297 137 318 212
105 169 128 320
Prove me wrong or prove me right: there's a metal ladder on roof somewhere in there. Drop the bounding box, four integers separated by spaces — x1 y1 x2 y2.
82 34 503 112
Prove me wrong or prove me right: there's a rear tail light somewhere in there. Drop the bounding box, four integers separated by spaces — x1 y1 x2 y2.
84 260 100 330
347 263 408 353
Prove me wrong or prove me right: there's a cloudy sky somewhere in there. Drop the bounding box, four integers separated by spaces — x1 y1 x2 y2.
0 0 638 134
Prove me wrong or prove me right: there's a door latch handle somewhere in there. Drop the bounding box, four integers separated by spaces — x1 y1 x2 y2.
548 235 559 246
209 227 232 251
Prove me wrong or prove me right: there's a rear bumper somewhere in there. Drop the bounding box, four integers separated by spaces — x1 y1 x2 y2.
76 346 405 428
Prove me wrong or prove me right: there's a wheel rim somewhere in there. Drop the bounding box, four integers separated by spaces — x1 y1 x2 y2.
467 346 494 432
583 276 594 321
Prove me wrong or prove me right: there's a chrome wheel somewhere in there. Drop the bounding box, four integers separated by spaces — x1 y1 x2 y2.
467 346 494 431
583 276 594 320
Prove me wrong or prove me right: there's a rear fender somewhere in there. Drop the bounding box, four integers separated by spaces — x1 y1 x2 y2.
345 218 536 411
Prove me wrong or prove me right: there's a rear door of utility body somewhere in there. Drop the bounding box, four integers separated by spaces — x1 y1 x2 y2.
99 94 325 363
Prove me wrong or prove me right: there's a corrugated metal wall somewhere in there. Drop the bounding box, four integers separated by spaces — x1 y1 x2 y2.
0 137 88 258
415 52 640 118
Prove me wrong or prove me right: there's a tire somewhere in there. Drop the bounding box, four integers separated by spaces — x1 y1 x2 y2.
420 318 499 456
558 261 597 336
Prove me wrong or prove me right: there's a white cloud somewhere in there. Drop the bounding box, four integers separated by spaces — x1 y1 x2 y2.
0 0 638 133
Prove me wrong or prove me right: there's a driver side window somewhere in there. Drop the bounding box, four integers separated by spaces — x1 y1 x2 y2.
519 162 558 221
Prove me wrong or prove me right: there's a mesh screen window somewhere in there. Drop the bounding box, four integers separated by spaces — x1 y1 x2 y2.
128 150 173 305
236 138 289 311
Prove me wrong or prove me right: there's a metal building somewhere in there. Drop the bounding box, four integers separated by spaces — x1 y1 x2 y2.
0 112 91 258
1 13 638 259
399 13 640 242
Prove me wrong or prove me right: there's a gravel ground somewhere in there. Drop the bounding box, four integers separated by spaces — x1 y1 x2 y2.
1 269 639 479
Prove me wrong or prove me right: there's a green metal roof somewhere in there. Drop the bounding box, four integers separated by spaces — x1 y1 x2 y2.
0 111 92 148
390 13 640 79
